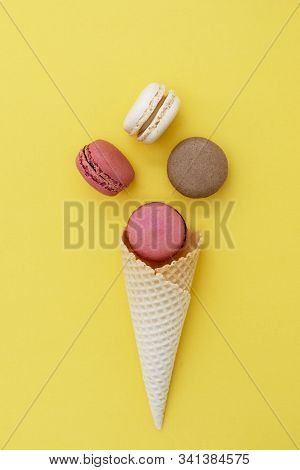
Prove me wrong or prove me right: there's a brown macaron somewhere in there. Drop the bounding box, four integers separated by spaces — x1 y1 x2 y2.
167 137 228 198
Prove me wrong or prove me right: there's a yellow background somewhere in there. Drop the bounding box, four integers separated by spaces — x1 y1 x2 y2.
0 0 299 450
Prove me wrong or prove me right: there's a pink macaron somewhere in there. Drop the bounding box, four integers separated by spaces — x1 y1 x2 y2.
76 140 134 196
126 202 187 262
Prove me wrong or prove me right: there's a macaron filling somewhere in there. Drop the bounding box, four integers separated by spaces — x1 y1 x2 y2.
137 96 167 137
137 91 179 143
78 145 124 194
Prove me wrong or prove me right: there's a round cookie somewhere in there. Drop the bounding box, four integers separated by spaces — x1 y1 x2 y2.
123 83 180 144
126 202 186 262
167 137 228 198
76 140 134 196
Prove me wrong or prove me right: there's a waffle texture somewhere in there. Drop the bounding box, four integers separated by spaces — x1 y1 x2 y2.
120 232 201 428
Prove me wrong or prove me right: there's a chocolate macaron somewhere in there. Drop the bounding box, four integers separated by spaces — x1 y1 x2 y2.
167 137 228 198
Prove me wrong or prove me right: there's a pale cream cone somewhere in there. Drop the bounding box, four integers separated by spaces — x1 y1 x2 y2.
120 231 202 429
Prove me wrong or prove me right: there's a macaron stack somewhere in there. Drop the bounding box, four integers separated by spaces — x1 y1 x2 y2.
75 82 229 429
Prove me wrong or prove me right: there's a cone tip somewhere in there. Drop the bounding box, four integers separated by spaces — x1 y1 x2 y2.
153 414 163 430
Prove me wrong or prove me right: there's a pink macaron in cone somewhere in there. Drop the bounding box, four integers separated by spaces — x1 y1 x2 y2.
125 202 187 263
121 203 201 428
76 139 134 196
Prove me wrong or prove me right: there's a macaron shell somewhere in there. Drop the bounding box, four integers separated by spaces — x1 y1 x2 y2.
126 202 186 262
138 91 180 144
76 151 119 196
123 83 165 135
76 140 134 196
88 140 134 186
167 137 228 198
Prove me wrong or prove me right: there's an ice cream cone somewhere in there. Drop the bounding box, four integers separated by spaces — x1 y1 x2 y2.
120 231 202 429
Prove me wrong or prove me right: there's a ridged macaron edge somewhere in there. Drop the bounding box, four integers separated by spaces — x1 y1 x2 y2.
138 90 180 144
123 83 165 136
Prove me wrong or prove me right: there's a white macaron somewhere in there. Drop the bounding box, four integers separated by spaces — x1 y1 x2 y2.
123 83 180 144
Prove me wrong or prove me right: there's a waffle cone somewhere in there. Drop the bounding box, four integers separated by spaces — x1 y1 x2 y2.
120 231 202 429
